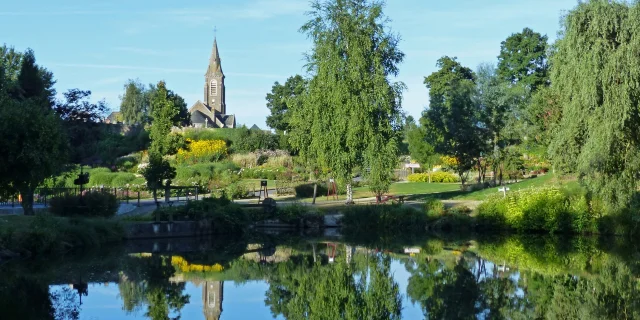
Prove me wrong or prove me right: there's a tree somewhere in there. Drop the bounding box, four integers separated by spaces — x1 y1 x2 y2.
475 63 523 184
142 154 176 210
548 0 640 210
148 81 184 156
54 89 109 164
497 27 549 91
120 80 190 126
266 75 307 132
406 124 438 182
0 44 22 83
0 49 68 215
119 79 148 125
290 0 405 203
422 56 484 186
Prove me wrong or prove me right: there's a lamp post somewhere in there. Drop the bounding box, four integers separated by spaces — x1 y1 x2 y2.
205 118 208 128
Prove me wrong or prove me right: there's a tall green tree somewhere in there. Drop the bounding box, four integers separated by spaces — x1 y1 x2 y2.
497 27 549 91
120 80 190 126
290 0 405 203
266 74 307 133
422 56 484 186
0 44 22 83
54 89 109 164
119 79 148 125
548 0 640 210
0 49 68 215
475 63 523 184
406 124 438 182
148 81 183 156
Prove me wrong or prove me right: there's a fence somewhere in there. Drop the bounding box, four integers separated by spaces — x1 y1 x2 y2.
0 186 201 208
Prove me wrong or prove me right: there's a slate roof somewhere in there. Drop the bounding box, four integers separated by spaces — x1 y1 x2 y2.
189 100 235 128
106 111 121 124
250 124 261 131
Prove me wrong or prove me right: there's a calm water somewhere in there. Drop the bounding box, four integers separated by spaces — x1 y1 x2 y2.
1 233 639 320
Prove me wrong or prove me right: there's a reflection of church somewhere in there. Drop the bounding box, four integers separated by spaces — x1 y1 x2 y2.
203 281 223 320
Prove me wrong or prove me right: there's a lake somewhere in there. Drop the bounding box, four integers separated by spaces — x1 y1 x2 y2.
1 232 638 319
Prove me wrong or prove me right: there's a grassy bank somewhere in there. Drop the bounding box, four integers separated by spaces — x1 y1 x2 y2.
0 215 123 258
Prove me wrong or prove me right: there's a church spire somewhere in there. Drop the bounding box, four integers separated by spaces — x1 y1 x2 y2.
208 30 223 75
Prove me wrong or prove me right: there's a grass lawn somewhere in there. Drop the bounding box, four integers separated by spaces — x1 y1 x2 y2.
240 179 278 189
0 214 33 230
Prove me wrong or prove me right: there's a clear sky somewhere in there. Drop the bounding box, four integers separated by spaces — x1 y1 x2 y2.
0 0 578 128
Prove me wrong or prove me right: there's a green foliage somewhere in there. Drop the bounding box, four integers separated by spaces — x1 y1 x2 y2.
0 48 68 215
548 0 640 210
290 0 404 201
266 74 307 132
183 126 280 153
424 198 446 216
342 205 429 235
0 215 123 256
49 191 118 218
240 167 285 180
406 124 438 171
294 183 328 198
407 171 459 183
154 197 248 234
148 81 185 156
142 154 176 204
497 27 549 91
476 187 597 234
422 56 484 185
120 79 190 126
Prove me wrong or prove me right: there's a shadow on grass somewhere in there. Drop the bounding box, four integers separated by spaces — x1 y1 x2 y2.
405 190 469 201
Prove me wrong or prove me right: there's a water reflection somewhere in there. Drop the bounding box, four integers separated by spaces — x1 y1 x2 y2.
1 234 639 319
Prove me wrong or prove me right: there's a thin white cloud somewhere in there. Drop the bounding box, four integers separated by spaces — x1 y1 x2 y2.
113 46 169 56
51 63 285 79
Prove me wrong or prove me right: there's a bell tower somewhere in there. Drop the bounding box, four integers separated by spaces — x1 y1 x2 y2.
204 34 226 114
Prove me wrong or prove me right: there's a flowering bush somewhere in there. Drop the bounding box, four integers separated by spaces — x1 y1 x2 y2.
407 171 459 183
171 256 224 273
176 139 228 164
440 156 459 168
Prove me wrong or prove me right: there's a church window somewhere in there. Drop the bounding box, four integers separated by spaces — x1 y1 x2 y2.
210 79 218 96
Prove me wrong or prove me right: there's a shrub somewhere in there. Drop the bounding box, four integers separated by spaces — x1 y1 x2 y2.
154 197 248 234
424 198 446 216
49 191 118 218
294 183 328 198
0 215 123 256
407 171 459 183
176 139 228 164
341 205 429 235
232 153 257 168
476 187 596 234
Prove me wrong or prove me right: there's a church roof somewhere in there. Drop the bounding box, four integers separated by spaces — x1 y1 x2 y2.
250 124 261 131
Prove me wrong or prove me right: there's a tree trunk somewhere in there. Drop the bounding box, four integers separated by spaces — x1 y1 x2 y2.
312 183 318 205
428 168 432 183
153 188 159 209
20 187 35 216
345 183 354 205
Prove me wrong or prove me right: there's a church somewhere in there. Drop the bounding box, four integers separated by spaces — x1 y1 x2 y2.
189 36 236 128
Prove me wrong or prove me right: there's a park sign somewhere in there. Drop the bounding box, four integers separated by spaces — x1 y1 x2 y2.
404 163 420 169
404 248 421 254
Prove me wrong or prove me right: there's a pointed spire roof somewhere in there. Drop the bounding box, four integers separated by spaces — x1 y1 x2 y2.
207 35 223 75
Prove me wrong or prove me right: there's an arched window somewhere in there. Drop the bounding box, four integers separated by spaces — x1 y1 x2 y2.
210 79 218 96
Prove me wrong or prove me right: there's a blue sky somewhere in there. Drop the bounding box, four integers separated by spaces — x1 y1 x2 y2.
0 0 577 128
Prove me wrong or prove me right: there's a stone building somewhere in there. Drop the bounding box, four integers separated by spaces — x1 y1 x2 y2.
189 36 236 128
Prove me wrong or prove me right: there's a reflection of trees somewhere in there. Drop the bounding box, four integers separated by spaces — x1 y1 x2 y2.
406 254 640 320
118 255 190 320
407 258 482 320
264 254 402 320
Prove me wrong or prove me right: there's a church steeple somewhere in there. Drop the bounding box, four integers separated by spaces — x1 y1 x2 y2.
207 36 223 75
204 31 225 114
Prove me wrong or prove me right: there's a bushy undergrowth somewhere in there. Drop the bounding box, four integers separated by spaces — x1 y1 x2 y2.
0 215 123 256
174 161 239 186
240 167 286 180
341 205 429 234
407 171 459 183
49 191 118 218
154 197 248 234
176 139 228 164
476 187 598 234
294 183 329 198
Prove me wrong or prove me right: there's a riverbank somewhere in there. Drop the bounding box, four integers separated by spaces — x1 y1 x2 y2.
0 215 123 261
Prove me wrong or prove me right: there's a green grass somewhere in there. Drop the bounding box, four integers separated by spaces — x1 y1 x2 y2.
453 174 561 200
241 179 277 190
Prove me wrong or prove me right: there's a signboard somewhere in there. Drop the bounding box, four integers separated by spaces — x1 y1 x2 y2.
404 248 421 254
404 163 420 169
